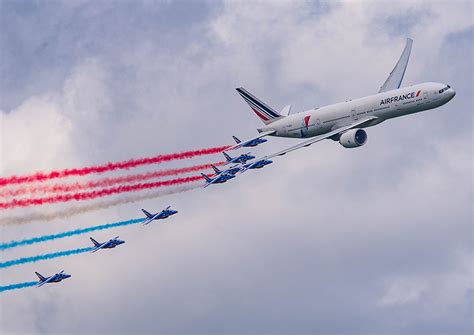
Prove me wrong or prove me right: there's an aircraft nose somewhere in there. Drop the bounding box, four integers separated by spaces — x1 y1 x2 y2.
450 87 456 98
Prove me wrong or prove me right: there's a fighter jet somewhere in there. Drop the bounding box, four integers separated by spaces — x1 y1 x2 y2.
211 164 240 176
226 135 268 150
35 270 71 287
223 152 255 165
201 172 235 188
89 236 125 253
239 158 273 173
141 206 178 225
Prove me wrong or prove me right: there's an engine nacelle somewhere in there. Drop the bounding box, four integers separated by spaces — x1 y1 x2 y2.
339 128 367 148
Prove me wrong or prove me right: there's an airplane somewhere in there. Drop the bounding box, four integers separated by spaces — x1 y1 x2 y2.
201 172 235 188
211 164 241 176
239 158 273 173
89 236 125 253
234 38 455 159
35 270 71 287
223 152 255 165
141 206 178 225
225 135 268 151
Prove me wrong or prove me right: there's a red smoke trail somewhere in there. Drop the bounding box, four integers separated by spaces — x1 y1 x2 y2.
0 146 228 187
0 162 224 198
0 175 207 210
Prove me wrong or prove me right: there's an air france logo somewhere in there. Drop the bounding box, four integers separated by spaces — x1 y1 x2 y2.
380 90 421 105
304 115 311 129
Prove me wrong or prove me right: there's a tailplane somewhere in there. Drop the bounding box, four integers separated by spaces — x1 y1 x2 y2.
236 87 283 125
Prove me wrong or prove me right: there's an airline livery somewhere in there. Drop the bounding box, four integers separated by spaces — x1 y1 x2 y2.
230 38 455 157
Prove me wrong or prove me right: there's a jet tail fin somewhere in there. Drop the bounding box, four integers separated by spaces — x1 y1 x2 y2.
35 272 46 281
141 209 153 218
232 136 241 144
201 173 212 183
211 164 221 174
379 38 413 93
223 152 232 162
236 87 283 125
89 237 100 247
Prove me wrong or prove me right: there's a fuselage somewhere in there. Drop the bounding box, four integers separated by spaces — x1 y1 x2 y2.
259 82 455 138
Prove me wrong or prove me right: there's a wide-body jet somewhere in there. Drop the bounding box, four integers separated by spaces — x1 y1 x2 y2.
233 38 455 158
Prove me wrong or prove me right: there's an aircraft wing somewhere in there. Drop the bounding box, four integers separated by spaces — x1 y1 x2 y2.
379 38 413 93
37 276 54 287
224 131 275 151
91 242 106 252
262 117 378 160
142 217 154 225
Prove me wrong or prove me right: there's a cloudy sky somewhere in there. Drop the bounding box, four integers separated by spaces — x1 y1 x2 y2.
0 0 472 334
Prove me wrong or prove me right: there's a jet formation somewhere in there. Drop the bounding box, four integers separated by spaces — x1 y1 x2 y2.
31 38 455 289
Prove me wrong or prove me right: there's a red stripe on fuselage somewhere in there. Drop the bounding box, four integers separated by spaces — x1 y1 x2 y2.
416 90 421 97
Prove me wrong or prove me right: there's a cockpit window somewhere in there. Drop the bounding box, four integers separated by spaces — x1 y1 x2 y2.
439 85 450 94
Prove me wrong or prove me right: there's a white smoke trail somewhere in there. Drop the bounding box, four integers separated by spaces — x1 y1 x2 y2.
0 183 199 225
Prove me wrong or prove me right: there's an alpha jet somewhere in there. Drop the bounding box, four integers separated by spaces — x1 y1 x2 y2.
222 152 255 165
35 270 71 287
89 236 125 253
141 206 178 225
239 158 273 173
201 172 235 188
211 164 240 176
225 135 268 151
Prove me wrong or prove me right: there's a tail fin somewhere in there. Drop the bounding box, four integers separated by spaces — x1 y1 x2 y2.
201 173 212 183
211 164 221 174
141 209 153 218
236 87 283 125
223 152 232 162
35 272 46 281
232 136 241 144
89 237 100 247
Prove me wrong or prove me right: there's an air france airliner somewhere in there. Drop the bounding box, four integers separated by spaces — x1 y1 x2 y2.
232 38 455 158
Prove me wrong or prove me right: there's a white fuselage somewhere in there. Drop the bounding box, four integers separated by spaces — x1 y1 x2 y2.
259 82 455 138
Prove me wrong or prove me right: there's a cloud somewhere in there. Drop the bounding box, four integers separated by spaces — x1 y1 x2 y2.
1 0 472 334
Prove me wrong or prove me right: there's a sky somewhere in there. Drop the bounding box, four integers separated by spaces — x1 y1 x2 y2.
0 0 473 334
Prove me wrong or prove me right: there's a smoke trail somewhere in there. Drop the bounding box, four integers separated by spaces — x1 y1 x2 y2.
0 247 93 269
0 145 228 187
0 281 37 293
0 175 205 209
0 219 143 250
0 162 222 198
0 184 198 225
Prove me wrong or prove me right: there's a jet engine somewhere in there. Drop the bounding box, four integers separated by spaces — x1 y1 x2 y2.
339 129 367 148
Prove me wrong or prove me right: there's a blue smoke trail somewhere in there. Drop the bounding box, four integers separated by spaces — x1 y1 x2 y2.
0 218 143 251
0 281 37 293
0 247 93 269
